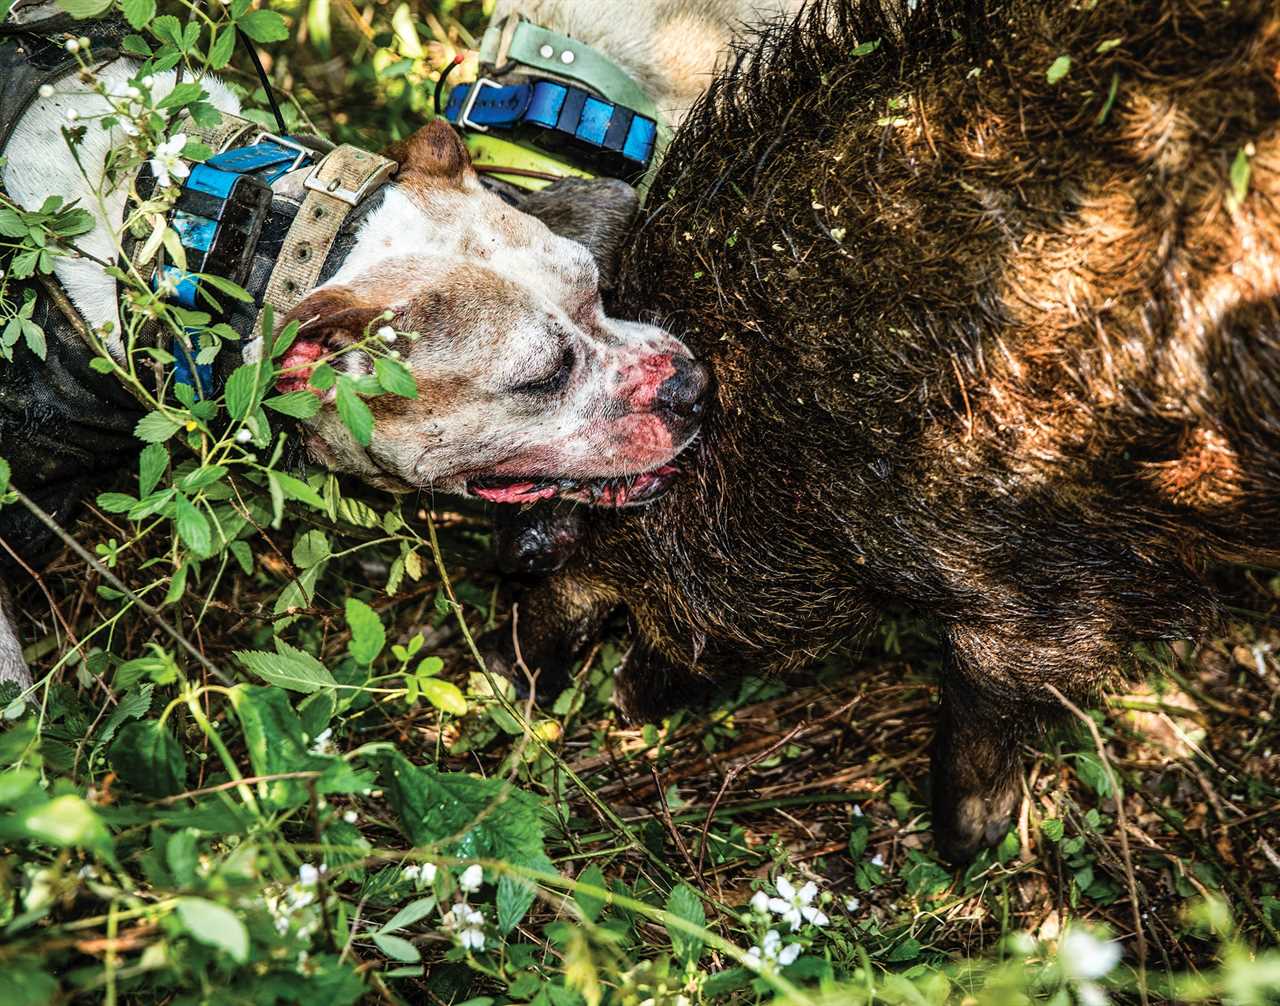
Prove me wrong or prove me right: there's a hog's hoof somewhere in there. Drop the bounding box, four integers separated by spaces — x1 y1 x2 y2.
477 624 571 707
931 775 1021 864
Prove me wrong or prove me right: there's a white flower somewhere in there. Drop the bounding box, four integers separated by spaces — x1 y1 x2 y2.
852 803 864 817
750 890 771 914
1060 928 1122 981
298 863 320 887
119 121 139 137
154 271 179 298
64 37 80 52
402 864 419 881
870 853 885 867
375 325 396 344
458 864 483 893
1078 981 1110 1006
767 876 821 932
126 85 141 100
38 84 54 98
444 901 485 952
743 929 801 971
421 862 437 884
235 428 253 443
65 108 78 121
844 895 861 912
142 75 155 88
149 133 190 189
309 727 334 755
342 810 358 824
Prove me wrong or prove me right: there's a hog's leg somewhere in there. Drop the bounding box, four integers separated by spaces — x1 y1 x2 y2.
0 580 31 688
930 670 1024 864
480 572 618 705
612 640 715 725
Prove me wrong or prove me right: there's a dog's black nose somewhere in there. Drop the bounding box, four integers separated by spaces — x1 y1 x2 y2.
655 356 711 418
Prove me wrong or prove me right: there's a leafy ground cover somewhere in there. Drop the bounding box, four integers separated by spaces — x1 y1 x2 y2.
0 0 1277 1002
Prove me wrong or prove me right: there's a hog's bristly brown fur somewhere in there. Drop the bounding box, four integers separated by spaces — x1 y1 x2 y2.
497 0 1280 861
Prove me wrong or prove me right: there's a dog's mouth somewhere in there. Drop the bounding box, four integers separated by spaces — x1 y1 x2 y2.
467 463 681 507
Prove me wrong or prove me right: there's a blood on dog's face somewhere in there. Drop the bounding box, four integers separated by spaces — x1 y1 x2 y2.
281 123 708 506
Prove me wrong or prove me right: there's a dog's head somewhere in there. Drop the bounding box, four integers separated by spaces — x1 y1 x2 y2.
280 122 708 507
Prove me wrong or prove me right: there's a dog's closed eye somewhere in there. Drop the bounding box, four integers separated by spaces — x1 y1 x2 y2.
514 345 575 395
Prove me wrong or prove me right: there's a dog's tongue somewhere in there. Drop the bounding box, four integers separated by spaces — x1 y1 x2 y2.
277 341 326 393
471 481 560 504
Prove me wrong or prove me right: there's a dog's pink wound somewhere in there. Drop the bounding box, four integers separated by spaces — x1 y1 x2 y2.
277 340 326 393
620 353 678 411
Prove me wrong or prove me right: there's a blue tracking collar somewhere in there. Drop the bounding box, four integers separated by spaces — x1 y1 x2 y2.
444 77 657 177
151 135 313 395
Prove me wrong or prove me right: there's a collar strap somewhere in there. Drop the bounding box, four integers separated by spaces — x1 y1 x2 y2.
153 132 313 394
444 78 657 179
250 144 396 351
454 14 671 194
479 15 664 130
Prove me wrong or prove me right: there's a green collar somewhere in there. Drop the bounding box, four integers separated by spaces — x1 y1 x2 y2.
465 14 671 197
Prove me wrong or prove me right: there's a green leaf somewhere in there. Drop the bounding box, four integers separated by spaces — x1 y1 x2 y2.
372 933 421 963
1096 37 1123 53
157 81 205 110
574 865 607 922
120 0 155 29
292 529 331 568
664 883 705 966
850 38 881 57
135 411 183 444
1229 146 1252 209
230 684 327 808
374 357 418 399
108 720 187 797
19 794 111 854
376 896 438 935
1046 55 1072 84
264 390 320 418
237 8 289 42
0 457 8 494
1074 751 1113 798
174 495 212 555
1042 818 1065 842
269 470 326 511
224 362 264 420
175 897 249 963
138 442 168 496
377 752 555 933
419 678 467 716
96 492 138 513
20 321 45 360
208 27 236 68
92 683 153 756
345 598 386 665
151 13 182 45
55 0 112 18
335 376 374 446
229 539 253 575
235 643 336 693
179 465 228 492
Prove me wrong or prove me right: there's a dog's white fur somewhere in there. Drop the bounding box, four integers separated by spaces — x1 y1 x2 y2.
3 64 243 352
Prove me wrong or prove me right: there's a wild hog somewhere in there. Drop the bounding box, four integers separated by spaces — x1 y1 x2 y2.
486 0 1280 861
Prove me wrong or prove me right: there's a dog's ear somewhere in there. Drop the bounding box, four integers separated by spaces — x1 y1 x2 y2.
282 285 386 344
384 121 473 185
518 178 640 289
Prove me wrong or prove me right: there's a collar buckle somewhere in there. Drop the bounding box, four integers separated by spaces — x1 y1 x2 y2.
254 131 314 175
457 76 505 133
303 144 396 206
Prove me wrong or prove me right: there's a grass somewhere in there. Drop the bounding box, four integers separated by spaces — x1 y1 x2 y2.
4 493 1278 1003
